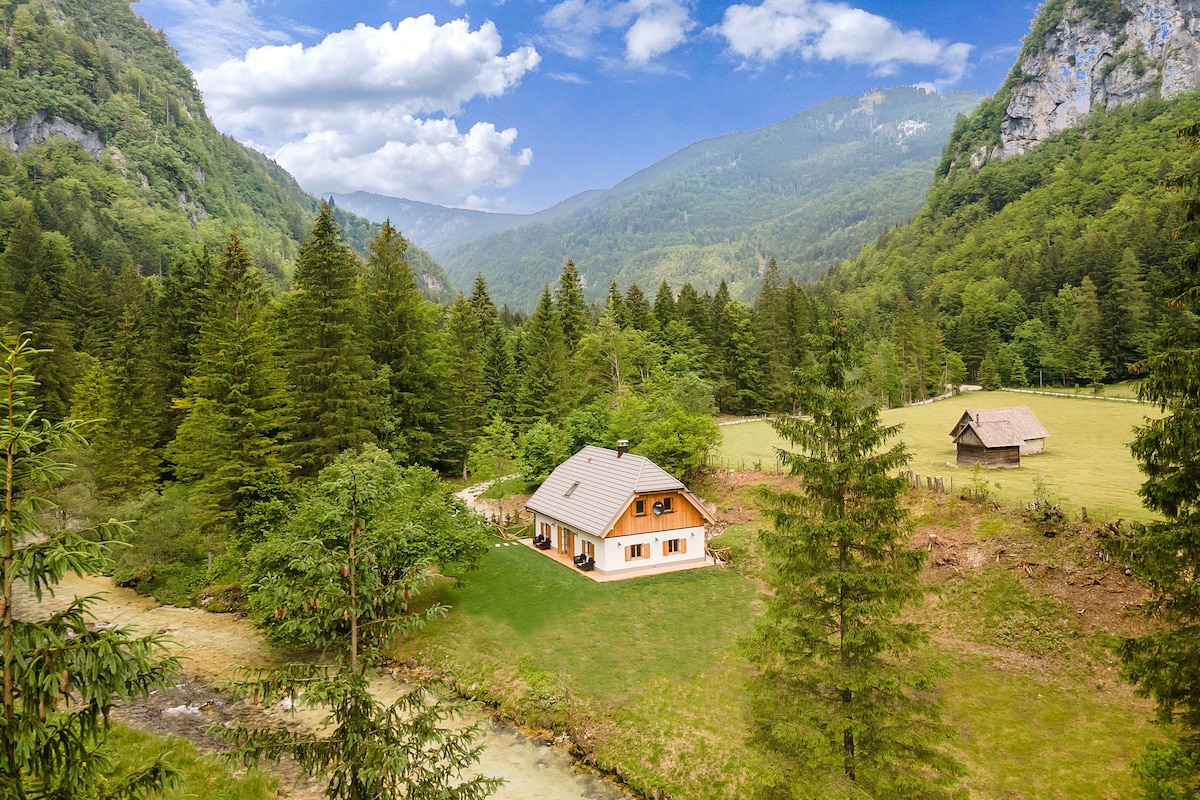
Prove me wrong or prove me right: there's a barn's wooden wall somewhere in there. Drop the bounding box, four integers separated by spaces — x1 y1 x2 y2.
956 444 1020 468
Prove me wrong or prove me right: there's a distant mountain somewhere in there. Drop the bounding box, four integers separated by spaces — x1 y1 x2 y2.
336 87 979 309
326 193 527 256
0 0 453 299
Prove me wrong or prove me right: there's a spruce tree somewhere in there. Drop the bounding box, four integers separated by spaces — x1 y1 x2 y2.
625 282 655 332
362 220 442 464
93 300 163 500
1113 123 1200 798
652 280 676 329
2 335 180 800
517 286 574 425
285 203 376 475
482 324 516 422
555 259 589 354
440 293 490 477
152 244 214 443
169 233 292 549
744 319 959 799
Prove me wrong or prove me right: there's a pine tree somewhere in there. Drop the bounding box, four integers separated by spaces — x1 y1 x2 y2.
169 233 292 549
2 335 180 800
285 203 376 475
362 220 442 464
744 319 959 799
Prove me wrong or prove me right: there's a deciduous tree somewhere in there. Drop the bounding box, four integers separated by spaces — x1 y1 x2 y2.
221 445 498 800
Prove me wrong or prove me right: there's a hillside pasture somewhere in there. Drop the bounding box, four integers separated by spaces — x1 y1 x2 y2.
718 390 1160 522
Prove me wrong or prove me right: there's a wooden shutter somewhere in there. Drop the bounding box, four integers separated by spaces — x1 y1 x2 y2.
625 545 632 562
680 538 687 554
662 540 669 556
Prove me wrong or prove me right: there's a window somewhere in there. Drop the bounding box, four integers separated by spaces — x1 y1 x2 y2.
664 538 686 555
625 543 649 561
634 499 646 516
582 540 595 559
661 496 673 513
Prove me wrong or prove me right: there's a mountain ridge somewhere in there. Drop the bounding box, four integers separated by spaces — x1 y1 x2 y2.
335 86 980 309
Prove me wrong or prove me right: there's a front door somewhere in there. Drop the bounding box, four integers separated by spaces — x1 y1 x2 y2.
559 528 575 556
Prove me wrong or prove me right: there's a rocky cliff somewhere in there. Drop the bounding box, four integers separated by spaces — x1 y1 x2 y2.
976 0 1200 166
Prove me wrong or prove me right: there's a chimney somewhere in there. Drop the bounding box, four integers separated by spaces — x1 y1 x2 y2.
616 440 629 458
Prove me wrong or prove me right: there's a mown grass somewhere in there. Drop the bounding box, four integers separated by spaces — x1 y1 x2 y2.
400 512 1159 800
108 725 278 800
719 390 1161 521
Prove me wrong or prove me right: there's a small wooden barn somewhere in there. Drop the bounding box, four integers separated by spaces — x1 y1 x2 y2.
950 406 1049 468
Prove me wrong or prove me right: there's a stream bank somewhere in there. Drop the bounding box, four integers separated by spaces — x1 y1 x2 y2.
14 573 634 800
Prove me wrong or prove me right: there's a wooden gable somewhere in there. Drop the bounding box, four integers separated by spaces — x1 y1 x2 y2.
606 489 711 538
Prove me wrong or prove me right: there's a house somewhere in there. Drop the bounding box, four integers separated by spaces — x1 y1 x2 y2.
949 406 1050 468
525 443 716 575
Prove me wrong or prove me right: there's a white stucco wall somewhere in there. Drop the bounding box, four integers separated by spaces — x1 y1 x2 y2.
530 512 706 574
596 527 706 572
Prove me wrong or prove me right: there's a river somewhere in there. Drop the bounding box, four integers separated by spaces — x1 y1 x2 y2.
13 574 634 800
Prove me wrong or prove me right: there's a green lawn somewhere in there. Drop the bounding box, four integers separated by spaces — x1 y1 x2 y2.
400 538 1158 799
109 726 278 800
719 390 1161 521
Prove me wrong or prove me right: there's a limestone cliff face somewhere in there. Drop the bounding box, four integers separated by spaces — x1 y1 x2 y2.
980 0 1200 166
0 112 104 159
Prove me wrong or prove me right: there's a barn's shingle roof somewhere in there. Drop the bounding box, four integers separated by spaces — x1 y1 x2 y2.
525 446 689 537
950 406 1049 448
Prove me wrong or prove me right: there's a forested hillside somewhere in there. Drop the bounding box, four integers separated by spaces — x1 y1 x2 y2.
337 88 979 310
828 89 1196 401
0 0 452 296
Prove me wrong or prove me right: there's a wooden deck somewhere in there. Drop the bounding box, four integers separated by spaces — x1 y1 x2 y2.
513 538 715 582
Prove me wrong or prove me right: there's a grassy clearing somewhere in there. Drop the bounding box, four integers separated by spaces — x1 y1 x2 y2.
400 490 1160 799
108 725 278 800
719 390 1161 521
398 543 767 798
940 656 1156 800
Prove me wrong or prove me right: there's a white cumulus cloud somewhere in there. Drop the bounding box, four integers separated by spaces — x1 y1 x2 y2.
716 0 970 84
193 15 541 206
542 0 696 65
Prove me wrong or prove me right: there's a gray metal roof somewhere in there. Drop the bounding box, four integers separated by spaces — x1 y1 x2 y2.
950 406 1049 448
525 446 688 537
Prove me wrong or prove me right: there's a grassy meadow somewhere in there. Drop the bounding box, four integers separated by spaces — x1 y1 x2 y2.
718 389 1161 521
399 498 1161 800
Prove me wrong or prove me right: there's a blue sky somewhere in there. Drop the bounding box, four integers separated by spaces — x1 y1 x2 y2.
133 0 1040 214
